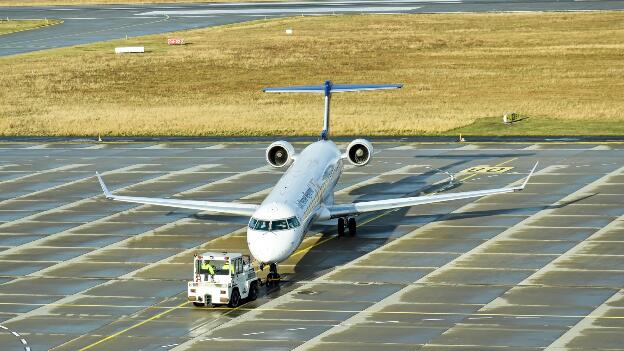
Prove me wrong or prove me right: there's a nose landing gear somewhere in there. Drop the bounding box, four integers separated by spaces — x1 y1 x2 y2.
265 263 281 289
337 217 357 236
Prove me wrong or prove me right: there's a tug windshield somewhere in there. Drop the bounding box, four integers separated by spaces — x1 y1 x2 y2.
197 259 231 276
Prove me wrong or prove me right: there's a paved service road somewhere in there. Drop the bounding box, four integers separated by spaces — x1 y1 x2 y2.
0 142 623 350
1 0 624 56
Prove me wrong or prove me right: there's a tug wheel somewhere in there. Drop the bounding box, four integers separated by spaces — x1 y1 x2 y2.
229 289 241 308
248 281 259 301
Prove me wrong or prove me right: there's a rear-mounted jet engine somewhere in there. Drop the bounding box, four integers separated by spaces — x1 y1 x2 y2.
266 141 295 168
345 138 373 166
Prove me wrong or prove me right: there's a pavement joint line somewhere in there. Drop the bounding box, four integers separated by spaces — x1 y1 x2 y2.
0 164 88 186
0 163 155 231
546 291 624 350
423 166 624 348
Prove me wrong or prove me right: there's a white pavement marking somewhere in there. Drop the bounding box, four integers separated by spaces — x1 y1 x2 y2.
84 144 106 149
143 144 171 149
201 144 226 150
138 6 421 16
0 324 31 351
25 144 51 149
592 145 612 150
456 144 480 150
523 145 541 150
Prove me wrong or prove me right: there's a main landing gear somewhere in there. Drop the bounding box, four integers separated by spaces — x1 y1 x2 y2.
264 263 281 289
337 217 356 237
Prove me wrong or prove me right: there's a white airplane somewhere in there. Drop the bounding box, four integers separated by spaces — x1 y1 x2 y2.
97 81 537 286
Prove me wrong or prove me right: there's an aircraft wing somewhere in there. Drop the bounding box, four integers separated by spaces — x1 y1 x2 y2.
96 173 258 216
326 162 538 219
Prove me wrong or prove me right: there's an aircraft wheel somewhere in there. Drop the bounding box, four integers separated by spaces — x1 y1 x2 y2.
348 218 356 236
337 217 345 236
192 302 204 307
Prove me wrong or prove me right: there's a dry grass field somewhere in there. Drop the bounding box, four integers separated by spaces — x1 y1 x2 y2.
0 19 62 35
0 12 623 137
0 0 275 5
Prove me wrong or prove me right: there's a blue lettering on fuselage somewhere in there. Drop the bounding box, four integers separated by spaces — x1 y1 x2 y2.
297 187 315 209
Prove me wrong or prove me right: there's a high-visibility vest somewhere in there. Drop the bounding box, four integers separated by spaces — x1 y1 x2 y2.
201 261 215 275
222 263 234 274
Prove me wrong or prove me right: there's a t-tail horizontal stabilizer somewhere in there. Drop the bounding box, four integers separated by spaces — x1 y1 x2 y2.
263 80 402 140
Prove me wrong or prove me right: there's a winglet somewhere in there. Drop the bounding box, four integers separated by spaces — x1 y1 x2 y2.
514 162 539 191
95 172 113 199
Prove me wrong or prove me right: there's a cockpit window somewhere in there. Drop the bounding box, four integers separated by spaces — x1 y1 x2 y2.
249 216 301 231
287 217 300 228
249 218 270 231
272 220 289 231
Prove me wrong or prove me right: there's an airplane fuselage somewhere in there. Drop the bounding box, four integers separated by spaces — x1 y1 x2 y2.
247 140 343 264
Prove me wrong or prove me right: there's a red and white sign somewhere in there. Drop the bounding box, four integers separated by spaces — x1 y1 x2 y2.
167 38 185 45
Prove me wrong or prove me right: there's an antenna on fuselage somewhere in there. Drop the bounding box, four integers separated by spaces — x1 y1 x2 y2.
263 81 402 140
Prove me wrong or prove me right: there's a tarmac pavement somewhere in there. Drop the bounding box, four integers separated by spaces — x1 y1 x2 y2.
0 141 621 350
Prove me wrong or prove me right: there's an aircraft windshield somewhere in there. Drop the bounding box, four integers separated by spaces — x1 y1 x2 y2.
272 220 288 230
249 216 301 231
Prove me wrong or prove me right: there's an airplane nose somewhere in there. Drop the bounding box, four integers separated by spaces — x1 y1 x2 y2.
247 228 296 263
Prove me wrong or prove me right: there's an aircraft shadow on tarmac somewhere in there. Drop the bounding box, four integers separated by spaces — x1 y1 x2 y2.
289 155 540 282
439 193 598 222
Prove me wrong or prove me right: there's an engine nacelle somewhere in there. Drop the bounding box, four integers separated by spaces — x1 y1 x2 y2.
266 141 295 168
345 139 373 166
